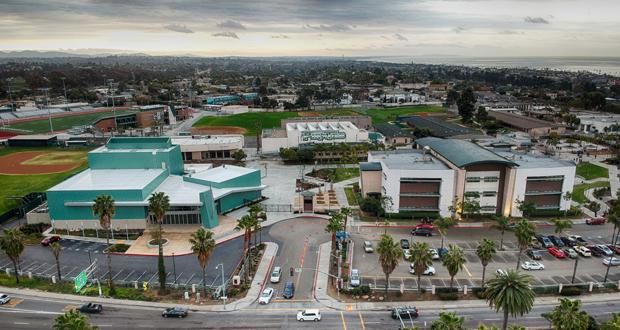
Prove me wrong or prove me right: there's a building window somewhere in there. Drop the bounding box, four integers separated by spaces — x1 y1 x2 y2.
464 191 480 198
466 177 480 183
484 176 499 182
482 191 497 197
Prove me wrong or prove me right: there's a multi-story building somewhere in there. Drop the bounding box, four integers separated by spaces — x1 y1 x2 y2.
171 135 244 162
261 121 370 153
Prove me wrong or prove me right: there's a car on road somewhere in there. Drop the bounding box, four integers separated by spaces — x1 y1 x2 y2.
429 248 440 260
162 307 188 318
0 294 10 305
563 247 578 259
259 288 274 304
270 266 282 283
496 269 507 277
363 241 374 253
603 257 620 266
282 282 295 299
78 302 102 313
548 247 566 259
568 235 588 245
41 235 61 246
536 235 554 248
297 309 321 322
415 223 434 230
574 245 592 257
607 244 620 255
391 306 419 319
549 236 565 248
586 217 605 225
403 249 412 260
560 236 577 247
588 245 605 257
400 239 410 250
412 227 433 237
597 244 614 257
350 269 361 287
409 265 436 276
521 261 545 270
526 249 542 260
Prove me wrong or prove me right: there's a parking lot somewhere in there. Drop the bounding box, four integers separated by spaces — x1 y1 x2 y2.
349 223 620 290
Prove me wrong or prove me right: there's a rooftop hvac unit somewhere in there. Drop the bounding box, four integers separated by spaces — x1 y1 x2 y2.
232 275 241 286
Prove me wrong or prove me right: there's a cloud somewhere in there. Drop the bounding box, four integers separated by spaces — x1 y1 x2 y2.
393 33 408 41
163 24 193 33
524 16 550 24
498 30 522 35
216 20 246 30
271 34 290 39
453 26 467 33
304 24 352 32
212 32 239 39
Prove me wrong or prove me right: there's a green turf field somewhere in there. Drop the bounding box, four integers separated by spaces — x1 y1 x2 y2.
572 181 609 204
364 105 445 124
5 110 138 134
576 162 609 180
193 111 300 136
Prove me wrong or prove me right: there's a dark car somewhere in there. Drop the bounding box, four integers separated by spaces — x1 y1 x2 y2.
586 217 605 225
400 239 410 250
79 303 102 314
549 236 565 248
536 235 553 248
608 244 620 255
560 236 577 247
526 249 542 260
162 307 188 318
41 236 61 246
437 247 449 259
587 245 604 257
412 227 433 237
391 306 419 320
282 282 295 299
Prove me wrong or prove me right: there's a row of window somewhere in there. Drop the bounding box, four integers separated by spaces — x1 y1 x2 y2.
464 191 497 198
466 176 499 183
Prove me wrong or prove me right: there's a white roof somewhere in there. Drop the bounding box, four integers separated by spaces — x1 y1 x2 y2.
49 169 165 191
188 165 256 183
152 175 210 205
91 145 176 154
286 121 358 131
171 136 242 145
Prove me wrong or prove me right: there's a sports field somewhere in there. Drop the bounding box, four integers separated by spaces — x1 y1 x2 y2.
364 105 445 124
4 110 137 134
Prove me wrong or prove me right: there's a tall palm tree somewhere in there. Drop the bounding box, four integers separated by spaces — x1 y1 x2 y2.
0 228 25 284
443 245 466 289
410 242 433 296
148 192 170 295
92 194 115 293
435 217 455 249
484 269 535 330
430 312 466 330
235 214 255 281
377 234 402 298
53 310 97 330
325 213 343 254
608 209 620 246
189 228 216 296
50 241 62 283
491 217 511 251
548 298 590 330
551 218 572 236
476 238 496 286
513 219 535 269
340 207 352 231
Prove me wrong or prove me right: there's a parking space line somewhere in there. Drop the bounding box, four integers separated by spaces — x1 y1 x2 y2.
358 312 366 330
20 261 38 272
29 263 49 273
184 273 195 286
122 270 135 282
462 264 473 277
173 272 183 283
134 270 147 282
64 266 79 278
40 264 57 275
112 270 124 280
147 272 158 284
340 311 348 330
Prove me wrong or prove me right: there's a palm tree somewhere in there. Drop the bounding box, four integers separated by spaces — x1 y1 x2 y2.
491 217 511 251
513 219 535 270
148 192 170 295
325 213 343 254
601 313 620 330
340 207 352 231
430 312 465 330
435 217 455 249
377 234 402 298
235 214 255 281
410 242 433 296
442 245 466 289
50 241 62 283
484 269 535 330
547 298 589 330
0 228 25 284
476 238 496 286
551 218 572 236
189 228 216 296
562 191 572 218
92 194 115 292
53 310 97 330
608 209 620 246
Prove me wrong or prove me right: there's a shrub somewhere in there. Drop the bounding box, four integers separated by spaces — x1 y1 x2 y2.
227 288 239 297
438 292 458 300
19 223 50 235
533 286 559 295
348 285 371 296
436 287 458 294
105 244 130 253
560 286 583 296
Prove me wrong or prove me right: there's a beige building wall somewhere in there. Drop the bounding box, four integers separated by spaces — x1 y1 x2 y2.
360 171 382 197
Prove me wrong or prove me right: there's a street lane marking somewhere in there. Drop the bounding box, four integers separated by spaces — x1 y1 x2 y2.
295 237 309 289
340 311 348 330
14 322 30 325
358 312 366 330
463 264 473 277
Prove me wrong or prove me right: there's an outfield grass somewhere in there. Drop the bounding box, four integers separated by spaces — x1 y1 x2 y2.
364 105 445 124
193 111 300 136
5 110 137 134
572 181 610 204
576 162 609 180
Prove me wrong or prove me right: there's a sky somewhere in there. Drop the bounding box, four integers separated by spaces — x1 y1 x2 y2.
1 0 619 57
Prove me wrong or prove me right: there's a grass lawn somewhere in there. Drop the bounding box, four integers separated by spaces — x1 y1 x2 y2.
344 187 359 206
332 167 360 182
364 105 445 124
572 181 610 204
576 162 609 180
5 110 137 134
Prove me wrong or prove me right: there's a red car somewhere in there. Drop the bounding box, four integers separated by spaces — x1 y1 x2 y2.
608 244 620 255
548 247 566 259
586 217 605 225
41 236 61 246
415 223 434 230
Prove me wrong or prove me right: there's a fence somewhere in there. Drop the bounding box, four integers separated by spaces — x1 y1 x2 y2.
0 192 46 225
260 203 293 212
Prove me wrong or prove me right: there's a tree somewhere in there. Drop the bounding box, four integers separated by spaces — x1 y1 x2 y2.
491 217 511 251
458 197 481 219
53 310 98 330
50 241 62 283
431 312 466 330
435 217 455 249
0 228 25 284
446 89 459 106
236 214 257 281
562 191 573 218
410 242 433 296
92 194 116 293
513 220 535 269
548 298 590 330
189 228 215 296
551 218 572 236
443 245 466 289
148 192 170 295
484 269 535 330
377 234 402 298
340 207 352 231
516 200 536 218
325 212 343 254
600 314 620 330
587 201 601 217
476 238 496 286
457 88 476 123
232 149 247 162
475 106 489 123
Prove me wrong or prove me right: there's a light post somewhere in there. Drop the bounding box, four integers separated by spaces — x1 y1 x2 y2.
172 252 177 285
215 263 226 305
61 77 68 108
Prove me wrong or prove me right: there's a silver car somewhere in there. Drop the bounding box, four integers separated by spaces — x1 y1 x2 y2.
363 241 374 253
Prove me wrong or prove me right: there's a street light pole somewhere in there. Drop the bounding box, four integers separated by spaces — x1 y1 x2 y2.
216 263 226 305
61 77 68 108
172 252 177 285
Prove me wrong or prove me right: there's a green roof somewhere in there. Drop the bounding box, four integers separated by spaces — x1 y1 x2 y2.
415 137 516 168
106 137 172 150
360 162 382 171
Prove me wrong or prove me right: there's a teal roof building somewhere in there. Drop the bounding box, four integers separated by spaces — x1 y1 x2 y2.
46 137 264 230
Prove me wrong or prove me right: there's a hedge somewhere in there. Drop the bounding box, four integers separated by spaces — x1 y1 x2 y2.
438 292 458 300
560 286 583 296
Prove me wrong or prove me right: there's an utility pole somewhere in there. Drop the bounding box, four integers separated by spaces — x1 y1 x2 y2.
108 79 117 134
61 77 68 109
40 88 53 133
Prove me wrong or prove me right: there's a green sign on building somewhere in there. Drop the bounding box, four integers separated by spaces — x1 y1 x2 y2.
301 130 346 142
74 270 88 292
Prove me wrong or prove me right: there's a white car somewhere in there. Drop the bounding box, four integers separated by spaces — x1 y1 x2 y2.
521 261 545 270
598 244 614 256
259 287 274 304
0 294 10 305
409 264 436 275
429 248 440 260
603 257 620 266
403 249 412 260
270 266 282 283
496 269 507 277
574 245 592 257
363 241 374 253
350 269 361 287
297 309 321 322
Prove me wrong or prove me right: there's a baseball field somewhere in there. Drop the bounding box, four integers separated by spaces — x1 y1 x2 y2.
3 110 138 134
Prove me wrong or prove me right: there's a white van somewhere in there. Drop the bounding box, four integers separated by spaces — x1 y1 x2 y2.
270 266 282 283
350 269 361 287
297 309 321 322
